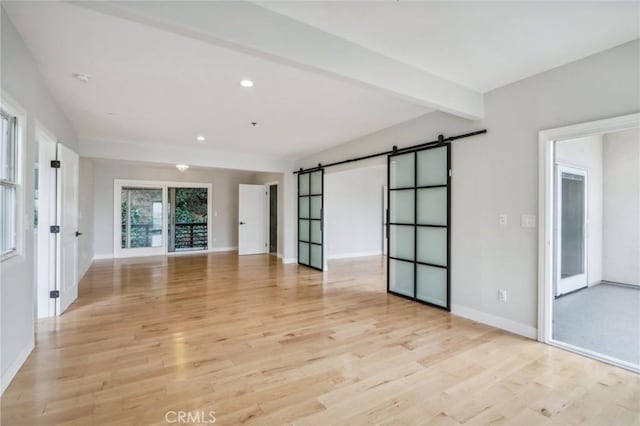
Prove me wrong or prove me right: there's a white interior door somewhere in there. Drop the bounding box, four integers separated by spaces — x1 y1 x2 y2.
238 184 268 255
556 165 588 296
56 143 79 314
36 134 57 318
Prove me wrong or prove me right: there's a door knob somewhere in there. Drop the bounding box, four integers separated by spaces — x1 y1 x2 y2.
239 221 245 225
75 231 83 237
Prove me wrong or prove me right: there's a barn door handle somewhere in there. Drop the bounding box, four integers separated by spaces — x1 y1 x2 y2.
385 209 390 239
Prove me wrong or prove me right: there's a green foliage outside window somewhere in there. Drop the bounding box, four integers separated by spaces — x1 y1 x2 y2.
174 188 207 223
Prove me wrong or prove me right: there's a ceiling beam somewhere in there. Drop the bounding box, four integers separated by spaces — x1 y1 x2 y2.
74 1 484 119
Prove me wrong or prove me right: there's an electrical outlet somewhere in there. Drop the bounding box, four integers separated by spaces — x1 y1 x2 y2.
497 289 508 302
499 214 508 225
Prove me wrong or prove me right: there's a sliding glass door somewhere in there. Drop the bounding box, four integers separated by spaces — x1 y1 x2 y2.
168 187 208 252
298 169 324 270
387 144 450 310
119 186 166 256
114 180 211 258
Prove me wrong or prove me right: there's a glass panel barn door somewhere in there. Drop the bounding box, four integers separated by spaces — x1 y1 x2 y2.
387 145 450 310
298 169 324 270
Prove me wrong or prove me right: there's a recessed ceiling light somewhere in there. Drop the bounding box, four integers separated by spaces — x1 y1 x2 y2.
240 79 254 88
73 73 91 83
176 164 189 172
196 135 205 142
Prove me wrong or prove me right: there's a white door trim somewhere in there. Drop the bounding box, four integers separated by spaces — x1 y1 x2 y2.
113 179 213 258
538 112 639 372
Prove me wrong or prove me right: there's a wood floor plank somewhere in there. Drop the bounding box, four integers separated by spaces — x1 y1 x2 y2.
1 253 638 425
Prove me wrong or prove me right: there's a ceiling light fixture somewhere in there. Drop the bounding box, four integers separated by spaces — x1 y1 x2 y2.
73 73 91 83
176 164 189 172
240 79 254 88
196 135 206 142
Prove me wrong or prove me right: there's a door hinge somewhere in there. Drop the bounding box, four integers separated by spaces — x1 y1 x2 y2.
50 225 60 233
449 169 452 177
49 290 59 299
51 160 61 168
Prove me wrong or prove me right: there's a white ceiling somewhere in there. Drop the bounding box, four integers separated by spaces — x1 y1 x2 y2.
261 1 640 92
3 2 428 158
5 2 638 162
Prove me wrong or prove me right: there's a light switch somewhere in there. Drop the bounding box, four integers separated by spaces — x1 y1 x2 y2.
499 214 508 225
521 214 537 228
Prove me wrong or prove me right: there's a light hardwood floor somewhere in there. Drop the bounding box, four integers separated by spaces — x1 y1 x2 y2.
1 253 638 425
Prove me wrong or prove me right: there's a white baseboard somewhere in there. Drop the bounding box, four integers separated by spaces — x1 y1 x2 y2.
94 247 238 260
78 256 94 280
451 304 537 339
282 258 297 264
93 253 114 260
327 251 382 260
1 338 35 396
209 246 237 253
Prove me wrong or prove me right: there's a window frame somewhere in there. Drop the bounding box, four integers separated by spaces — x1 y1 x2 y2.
1 92 25 263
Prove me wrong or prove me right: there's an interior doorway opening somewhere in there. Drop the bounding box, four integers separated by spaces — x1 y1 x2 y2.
269 184 277 255
324 165 386 264
539 113 640 373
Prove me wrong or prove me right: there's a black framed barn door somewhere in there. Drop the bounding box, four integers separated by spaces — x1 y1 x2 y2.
298 169 324 270
387 144 450 310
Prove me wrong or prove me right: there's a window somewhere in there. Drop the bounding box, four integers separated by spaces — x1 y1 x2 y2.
1 109 18 258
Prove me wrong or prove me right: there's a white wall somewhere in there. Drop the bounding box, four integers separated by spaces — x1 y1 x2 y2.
0 8 79 394
325 165 386 259
91 159 255 257
292 40 640 337
603 128 640 286
555 135 603 286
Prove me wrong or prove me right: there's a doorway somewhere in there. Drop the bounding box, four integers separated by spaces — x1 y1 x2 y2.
269 184 277 255
539 113 640 372
168 187 208 252
238 184 269 255
120 186 164 254
113 180 212 258
556 165 588 296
